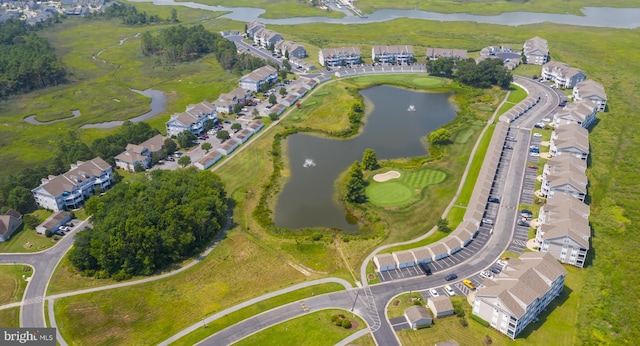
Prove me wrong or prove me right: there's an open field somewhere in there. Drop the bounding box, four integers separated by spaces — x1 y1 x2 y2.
356 0 640 15
172 283 345 345
0 210 54 253
366 168 447 208
234 309 365 346
0 265 31 305
0 307 20 328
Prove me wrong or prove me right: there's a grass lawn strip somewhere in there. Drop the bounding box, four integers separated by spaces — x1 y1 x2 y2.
0 307 20 328
233 309 365 346
0 265 31 305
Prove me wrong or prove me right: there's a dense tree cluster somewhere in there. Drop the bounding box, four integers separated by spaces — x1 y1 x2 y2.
345 161 367 204
69 168 228 279
456 58 513 89
140 24 270 71
100 3 176 25
0 20 66 98
362 148 379 170
90 121 161 166
426 57 512 89
428 128 452 146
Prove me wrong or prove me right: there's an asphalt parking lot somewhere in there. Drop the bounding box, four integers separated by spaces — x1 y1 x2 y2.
389 317 410 332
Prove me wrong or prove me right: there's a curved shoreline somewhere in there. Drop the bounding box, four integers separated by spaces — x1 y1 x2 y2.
127 1 640 28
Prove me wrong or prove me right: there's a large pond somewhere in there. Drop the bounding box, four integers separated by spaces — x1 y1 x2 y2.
274 85 457 231
128 0 640 29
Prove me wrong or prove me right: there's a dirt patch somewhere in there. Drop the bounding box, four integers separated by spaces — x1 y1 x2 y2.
350 319 359 329
373 170 401 182
392 299 400 307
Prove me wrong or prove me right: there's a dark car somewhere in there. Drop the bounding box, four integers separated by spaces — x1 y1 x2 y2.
445 273 458 281
517 219 531 227
506 136 517 142
488 197 500 203
521 209 533 216
419 262 432 276
490 267 502 274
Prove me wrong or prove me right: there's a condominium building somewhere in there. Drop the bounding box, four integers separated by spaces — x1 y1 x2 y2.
318 46 361 67
165 101 217 136
32 158 114 212
239 65 278 92
553 99 598 128
472 252 567 339
274 40 307 58
372 45 414 64
549 123 590 160
572 80 607 112
425 47 467 60
114 134 165 172
522 36 549 65
541 61 586 89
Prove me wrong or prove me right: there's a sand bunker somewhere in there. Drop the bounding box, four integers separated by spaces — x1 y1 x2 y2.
373 170 401 182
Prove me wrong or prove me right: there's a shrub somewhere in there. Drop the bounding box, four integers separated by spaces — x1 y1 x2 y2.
460 317 468 327
311 232 322 241
45 229 53 238
471 314 490 327
342 319 352 329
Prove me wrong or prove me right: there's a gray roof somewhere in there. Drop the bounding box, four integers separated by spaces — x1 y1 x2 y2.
374 253 396 267
539 216 590 248
523 36 549 55
574 80 607 101
426 47 467 59
241 65 277 83
555 99 596 124
552 123 590 154
320 46 361 57
195 150 221 166
35 158 111 197
404 305 432 323
372 45 414 55
39 211 70 231
393 250 416 264
543 61 584 79
428 295 454 313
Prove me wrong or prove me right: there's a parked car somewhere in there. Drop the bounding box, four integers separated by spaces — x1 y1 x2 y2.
528 165 538 170
534 123 544 128
521 209 533 217
444 285 455 296
533 133 542 137
497 259 509 268
480 270 493 280
530 152 540 157
445 273 458 281
462 279 476 290
419 262 432 276
504 145 513 150
429 288 439 297
517 219 531 227
224 120 232 124
488 197 500 203
482 218 494 225
490 266 502 274
506 136 517 142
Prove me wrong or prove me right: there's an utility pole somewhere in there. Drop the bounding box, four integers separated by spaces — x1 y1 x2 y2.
351 289 360 312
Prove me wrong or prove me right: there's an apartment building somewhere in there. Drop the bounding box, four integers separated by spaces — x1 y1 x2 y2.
572 80 607 112
239 65 278 92
553 99 598 128
318 46 361 67
549 123 590 160
522 36 549 65
372 45 414 64
541 61 586 89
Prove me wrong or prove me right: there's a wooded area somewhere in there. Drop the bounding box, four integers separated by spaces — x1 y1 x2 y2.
0 19 66 98
140 24 269 72
427 57 512 89
68 168 228 279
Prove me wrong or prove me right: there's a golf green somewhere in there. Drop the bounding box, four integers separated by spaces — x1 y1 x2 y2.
367 168 447 207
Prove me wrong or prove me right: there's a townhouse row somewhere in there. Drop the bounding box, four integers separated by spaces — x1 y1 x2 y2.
318 45 469 67
246 21 307 58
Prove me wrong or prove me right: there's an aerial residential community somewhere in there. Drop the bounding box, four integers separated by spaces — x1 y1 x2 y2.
0 1 638 346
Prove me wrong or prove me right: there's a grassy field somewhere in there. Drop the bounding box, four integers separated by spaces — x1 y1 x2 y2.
496 83 528 115
455 124 495 206
0 307 20 328
0 210 55 253
356 0 640 15
172 283 345 345
234 309 365 346
0 265 31 305
366 168 447 208
386 292 425 319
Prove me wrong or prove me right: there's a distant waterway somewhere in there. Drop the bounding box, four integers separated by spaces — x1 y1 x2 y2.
274 85 457 231
128 0 640 29
80 88 166 129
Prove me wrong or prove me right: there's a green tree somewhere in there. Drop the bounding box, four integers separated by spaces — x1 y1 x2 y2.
268 94 277 105
231 123 242 132
204 119 214 132
345 161 366 204
429 128 451 146
216 130 230 140
252 108 259 118
362 148 378 170
279 87 287 97
233 103 243 114
282 59 291 72
133 162 144 172
268 112 279 121
201 142 212 152
170 8 178 22
437 218 451 233
284 50 289 59
7 186 36 214
178 155 191 167
177 130 197 148
163 138 178 156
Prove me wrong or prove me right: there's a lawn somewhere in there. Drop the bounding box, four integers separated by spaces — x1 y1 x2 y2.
455 124 495 206
0 307 20 328
0 265 31 305
234 309 365 346
172 283 345 345
366 168 447 208
0 210 55 253
387 292 425 319
497 83 528 115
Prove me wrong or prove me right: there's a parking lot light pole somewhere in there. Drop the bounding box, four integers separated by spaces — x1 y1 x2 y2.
351 289 360 312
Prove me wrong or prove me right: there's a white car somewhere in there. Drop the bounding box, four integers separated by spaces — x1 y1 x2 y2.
444 285 455 296
429 288 439 297
530 152 540 157
480 270 494 280
533 133 542 137
497 259 509 268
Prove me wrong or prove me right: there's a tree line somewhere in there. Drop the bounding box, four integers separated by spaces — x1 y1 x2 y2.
68 168 228 280
427 57 512 89
0 19 66 98
0 121 169 215
99 3 178 26
140 24 271 72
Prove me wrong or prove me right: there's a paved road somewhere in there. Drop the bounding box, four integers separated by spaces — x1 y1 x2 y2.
0 218 91 327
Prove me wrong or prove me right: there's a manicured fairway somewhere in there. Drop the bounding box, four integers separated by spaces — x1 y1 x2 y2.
367 168 447 207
